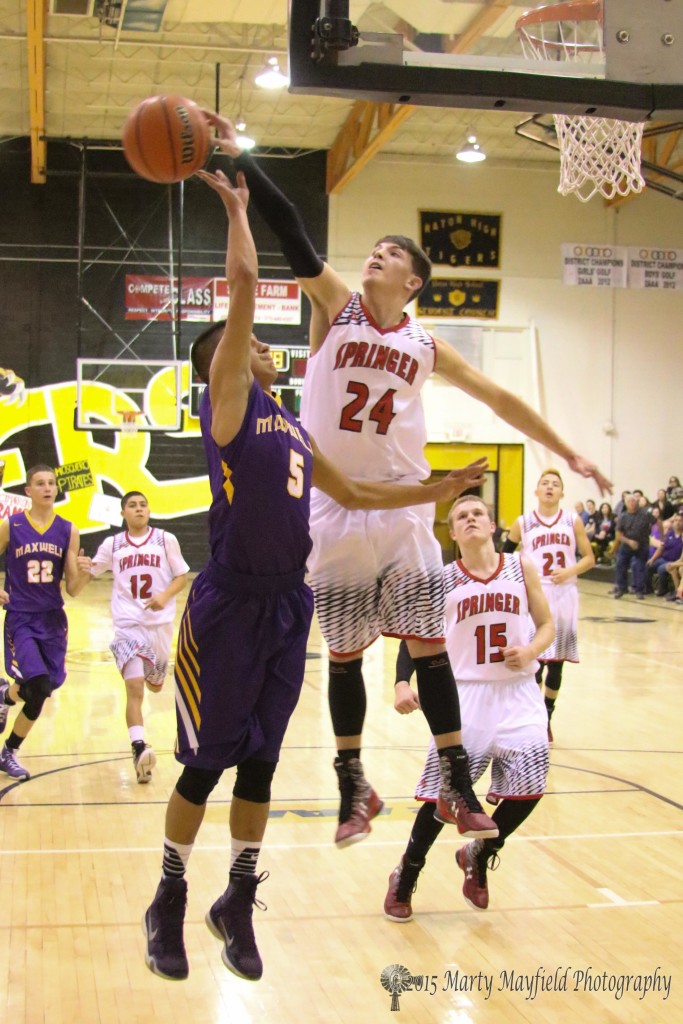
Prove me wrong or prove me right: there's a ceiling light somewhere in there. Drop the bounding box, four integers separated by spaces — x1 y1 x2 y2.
255 57 290 90
456 133 486 163
235 128 256 151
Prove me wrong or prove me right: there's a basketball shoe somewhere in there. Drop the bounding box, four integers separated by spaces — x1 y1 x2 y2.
206 871 269 981
455 840 500 911
434 748 498 838
333 756 384 847
0 743 30 780
133 742 156 783
383 856 424 922
142 875 189 980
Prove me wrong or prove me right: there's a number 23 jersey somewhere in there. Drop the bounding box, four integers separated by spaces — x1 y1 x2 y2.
300 292 436 483
516 509 578 588
90 528 189 628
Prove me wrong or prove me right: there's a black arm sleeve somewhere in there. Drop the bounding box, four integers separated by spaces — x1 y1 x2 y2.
395 640 416 685
234 152 325 279
502 538 519 553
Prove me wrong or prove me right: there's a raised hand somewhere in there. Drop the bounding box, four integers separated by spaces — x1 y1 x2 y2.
200 110 241 158
195 168 249 214
434 457 489 502
566 454 613 496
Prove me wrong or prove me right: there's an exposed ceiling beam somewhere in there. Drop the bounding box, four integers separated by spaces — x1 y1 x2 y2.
26 0 47 184
326 0 515 195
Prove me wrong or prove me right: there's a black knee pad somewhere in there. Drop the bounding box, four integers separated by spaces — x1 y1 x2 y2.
233 758 277 804
18 675 51 721
328 658 366 736
175 765 223 806
544 662 564 690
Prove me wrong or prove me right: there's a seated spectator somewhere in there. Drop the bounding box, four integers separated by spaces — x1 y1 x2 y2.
574 500 589 524
646 510 682 596
667 477 683 513
612 493 650 600
592 502 615 563
584 499 599 540
652 488 675 526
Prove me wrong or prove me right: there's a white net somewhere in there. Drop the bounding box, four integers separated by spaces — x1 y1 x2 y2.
517 0 646 202
119 412 140 435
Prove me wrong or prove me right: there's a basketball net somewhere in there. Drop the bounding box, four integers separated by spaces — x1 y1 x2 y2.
517 0 646 202
118 410 141 436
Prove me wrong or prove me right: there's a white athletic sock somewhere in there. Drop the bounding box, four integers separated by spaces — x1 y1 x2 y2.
229 838 262 878
162 838 193 878
129 725 145 745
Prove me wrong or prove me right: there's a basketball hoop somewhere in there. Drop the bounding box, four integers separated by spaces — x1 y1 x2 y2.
517 1 645 202
117 410 142 436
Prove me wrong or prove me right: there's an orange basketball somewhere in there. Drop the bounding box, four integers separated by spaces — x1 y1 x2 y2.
122 95 210 183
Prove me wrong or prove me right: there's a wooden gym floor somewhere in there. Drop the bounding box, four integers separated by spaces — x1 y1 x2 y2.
0 577 681 1024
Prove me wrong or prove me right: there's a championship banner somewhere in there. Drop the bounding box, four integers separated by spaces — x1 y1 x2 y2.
417 278 499 320
125 276 213 321
419 211 501 268
213 279 301 325
561 244 627 287
627 247 683 290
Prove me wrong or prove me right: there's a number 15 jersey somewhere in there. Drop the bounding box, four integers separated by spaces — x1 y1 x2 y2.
300 292 436 483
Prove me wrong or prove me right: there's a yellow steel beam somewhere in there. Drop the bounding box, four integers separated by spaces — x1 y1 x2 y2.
27 0 47 184
326 0 514 194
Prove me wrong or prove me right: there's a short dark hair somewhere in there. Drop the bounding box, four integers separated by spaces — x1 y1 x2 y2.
376 235 432 301
191 320 227 384
121 490 146 510
26 464 56 484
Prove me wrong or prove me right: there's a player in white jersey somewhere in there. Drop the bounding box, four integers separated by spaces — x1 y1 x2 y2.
504 469 594 742
202 111 611 848
78 492 189 782
385 495 554 919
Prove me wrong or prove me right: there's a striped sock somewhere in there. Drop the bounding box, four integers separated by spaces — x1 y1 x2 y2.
162 838 194 879
229 838 262 879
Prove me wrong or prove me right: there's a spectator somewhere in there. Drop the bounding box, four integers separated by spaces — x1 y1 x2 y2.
584 499 599 541
574 501 589 525
613 493 651 600
652 488 675 525
592 502 616 564
613 490 628 520
667 477 683 512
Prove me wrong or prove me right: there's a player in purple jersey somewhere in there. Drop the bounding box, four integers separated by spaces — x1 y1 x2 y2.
142 165 489 984
196 111 612 852
0 464 88 781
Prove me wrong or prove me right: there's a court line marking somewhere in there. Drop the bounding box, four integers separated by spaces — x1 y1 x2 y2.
588 887 659 908
0 830 681 856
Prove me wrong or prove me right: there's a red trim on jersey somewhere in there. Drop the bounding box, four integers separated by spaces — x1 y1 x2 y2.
425 331 437 373
486 792 545 801
124 527 156 549
415 796 437 804
455 553 504 585
359 296 409 336
533 509 563 528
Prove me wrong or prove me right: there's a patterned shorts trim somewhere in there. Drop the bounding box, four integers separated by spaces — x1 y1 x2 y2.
415 676 549 801
307 497 445 654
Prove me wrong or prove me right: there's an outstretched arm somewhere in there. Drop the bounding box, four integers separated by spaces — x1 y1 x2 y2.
194 167 257 447
202 111 350 350
433 339 612 495
310 441 488 510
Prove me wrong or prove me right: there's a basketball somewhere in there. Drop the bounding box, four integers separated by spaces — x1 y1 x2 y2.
122 95 210 183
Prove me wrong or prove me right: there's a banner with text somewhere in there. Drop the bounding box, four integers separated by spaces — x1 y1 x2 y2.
627 248 683 290
212 279 301 325
561 245 627 287
125 276 301 324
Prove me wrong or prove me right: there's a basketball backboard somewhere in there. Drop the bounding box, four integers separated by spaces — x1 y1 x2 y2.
289 0 683 122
